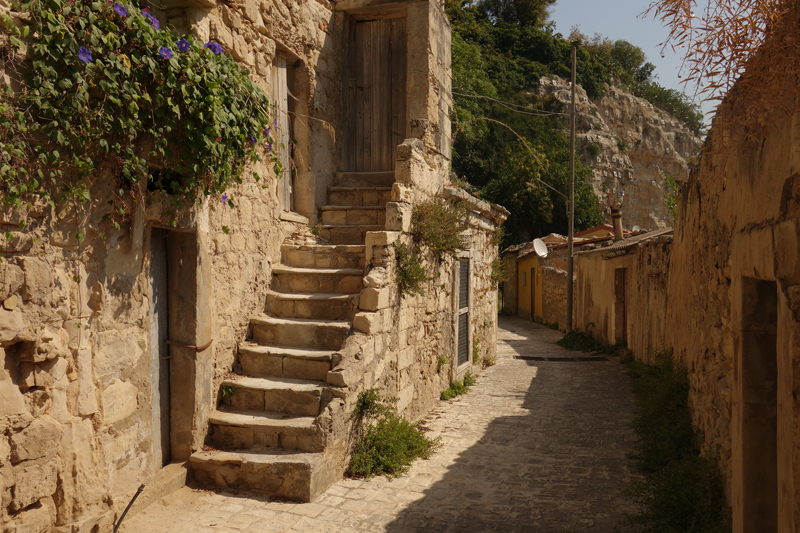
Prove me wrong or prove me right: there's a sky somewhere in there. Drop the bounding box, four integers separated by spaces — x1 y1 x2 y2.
548 0 717 122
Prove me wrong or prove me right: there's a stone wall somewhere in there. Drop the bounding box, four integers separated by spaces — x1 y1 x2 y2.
0 0 340 530
330 195 505 425
540 266 573 331
665 5 800 529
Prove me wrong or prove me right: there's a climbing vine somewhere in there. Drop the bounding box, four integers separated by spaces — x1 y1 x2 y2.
0 0 277 232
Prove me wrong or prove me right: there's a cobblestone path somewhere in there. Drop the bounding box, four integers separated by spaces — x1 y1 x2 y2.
121 316 639 533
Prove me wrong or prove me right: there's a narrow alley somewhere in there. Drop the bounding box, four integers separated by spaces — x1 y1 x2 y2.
121 316 639 532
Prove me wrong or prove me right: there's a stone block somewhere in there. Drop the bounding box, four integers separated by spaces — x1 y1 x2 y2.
0 308 27 344
101 380 138 425
0 379 27 417
359 287 390 311
10 416 62 463
10 459 57 511
0 437 9 466
19 258 51 302
391 183 415 203
384 202 410 232
775 220 798 283
76 348 97 416
94 328 143 388
397 385 414 413
353 312 382 334
397 347 414 370
364 267 388 288
11 497 55 532
283 357 329 382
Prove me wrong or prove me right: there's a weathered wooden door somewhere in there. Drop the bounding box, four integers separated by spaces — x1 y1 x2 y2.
150 228 171 467
344 17 407 172
273 52 292 211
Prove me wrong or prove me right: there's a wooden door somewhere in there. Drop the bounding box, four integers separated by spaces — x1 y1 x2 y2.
344 17 407 172
150 229 171 467
457 259 470 366
272 53 292 211
614 268 627 343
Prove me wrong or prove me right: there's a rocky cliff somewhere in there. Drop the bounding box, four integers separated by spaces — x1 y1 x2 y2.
538 77 703 231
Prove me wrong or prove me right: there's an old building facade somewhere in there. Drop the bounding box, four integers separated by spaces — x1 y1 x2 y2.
0 0 505 531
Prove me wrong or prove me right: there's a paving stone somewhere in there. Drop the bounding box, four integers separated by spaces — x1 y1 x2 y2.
121 316 638 532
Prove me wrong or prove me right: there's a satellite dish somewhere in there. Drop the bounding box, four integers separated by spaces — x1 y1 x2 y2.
533 239 548 258
632 225 641 232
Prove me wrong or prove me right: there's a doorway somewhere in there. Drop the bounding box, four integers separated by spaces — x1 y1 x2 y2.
741 277 778 532
343 15 407 172
150 228 171 467
614 268 627 343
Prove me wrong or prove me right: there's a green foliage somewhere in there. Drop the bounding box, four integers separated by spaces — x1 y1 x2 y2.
490 256 508 286
395 242 428 296
447 3 604 246
310 223 322 236
556 327 628 355
660 169 679 220
437 354 450 369
615 136 628 153
219 385 235 402
472 335 482 363
619 350 731 532
441 371 475 400
587 143 601 158
347 390 441 478
0 0 276 230
476 0 556 27
411 198 470 258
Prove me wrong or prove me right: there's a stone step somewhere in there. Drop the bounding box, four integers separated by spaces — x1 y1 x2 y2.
266 291 358 321
271 265 364 294
318 225 384 245
327 187 391 207
238 342 334 381
280 244 365 269
221 375 326 417
319 206 386 226
251 315 351 351
190 447 337 502
207 406 323 453
333 171 394 188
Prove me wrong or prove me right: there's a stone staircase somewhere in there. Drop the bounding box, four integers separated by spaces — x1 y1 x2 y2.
189 173 390 501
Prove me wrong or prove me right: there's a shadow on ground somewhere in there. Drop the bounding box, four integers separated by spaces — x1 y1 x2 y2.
384 317 638 533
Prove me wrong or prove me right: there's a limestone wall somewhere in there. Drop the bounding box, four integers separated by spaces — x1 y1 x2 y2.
540 266 573 331
539 77 703 230
664 6 800 528
0 0 339 530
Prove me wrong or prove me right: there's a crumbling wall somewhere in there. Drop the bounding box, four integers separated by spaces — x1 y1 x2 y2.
540 266 574 331
0 0 338 530
665 10 800 528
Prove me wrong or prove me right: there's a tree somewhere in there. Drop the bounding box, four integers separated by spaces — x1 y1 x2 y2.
477 0 556 27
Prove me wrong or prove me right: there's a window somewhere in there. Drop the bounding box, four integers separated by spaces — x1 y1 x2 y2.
456 259 470 367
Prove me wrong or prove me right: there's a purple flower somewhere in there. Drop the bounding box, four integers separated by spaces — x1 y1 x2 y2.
204 42 224 55
176 38 190 53
142 10 160 29
78 46 92 63
158 46 173 59
113 3 128 16
221 193 228 206
267 140 273 153
250 135 257 144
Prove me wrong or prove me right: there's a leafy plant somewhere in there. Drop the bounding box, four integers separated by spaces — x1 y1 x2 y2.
441 371 474 400
587 143 602 158
618 350 731 532
490 256 508 286
615 136 628 153
411 198 470 258
472 335 482 363
437 354 450 369
220 385 235 403
310 223 322 237
660 169 679 220
0 0 276 231
395 241 428 296
347 389 441 478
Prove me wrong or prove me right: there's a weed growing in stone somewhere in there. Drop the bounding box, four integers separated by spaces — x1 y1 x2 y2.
347 389 441 478
395 242 428 296
437 354 450 370
411 198 469 259
219 385 235 403
440 371 474 400
618 350 731 532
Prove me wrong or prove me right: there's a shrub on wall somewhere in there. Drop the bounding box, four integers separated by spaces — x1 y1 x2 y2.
0 0 277 232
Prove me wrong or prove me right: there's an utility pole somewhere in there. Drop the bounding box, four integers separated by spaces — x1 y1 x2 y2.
566 46 576 333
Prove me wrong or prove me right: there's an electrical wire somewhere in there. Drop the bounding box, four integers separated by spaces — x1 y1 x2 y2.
452 87 570 117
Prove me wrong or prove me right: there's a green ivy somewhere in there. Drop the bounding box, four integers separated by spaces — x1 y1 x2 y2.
0 0 278 230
